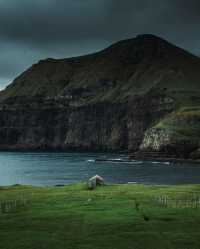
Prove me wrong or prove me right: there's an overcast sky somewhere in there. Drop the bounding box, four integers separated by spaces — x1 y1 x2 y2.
0 0 199 89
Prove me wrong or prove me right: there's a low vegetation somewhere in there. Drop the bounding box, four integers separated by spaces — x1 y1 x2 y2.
155 106 200 140
0 183 200 249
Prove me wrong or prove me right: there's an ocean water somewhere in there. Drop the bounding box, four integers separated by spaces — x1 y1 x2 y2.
0 152 199 186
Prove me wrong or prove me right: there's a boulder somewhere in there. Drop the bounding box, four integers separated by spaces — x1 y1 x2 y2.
87 175 104 190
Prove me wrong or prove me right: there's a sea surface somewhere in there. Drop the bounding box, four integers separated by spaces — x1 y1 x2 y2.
0 152 200 186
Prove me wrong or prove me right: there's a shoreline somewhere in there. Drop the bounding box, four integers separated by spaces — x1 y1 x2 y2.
95 156 200 165
130 156 200 165
0 148 199 165
1 181 200 188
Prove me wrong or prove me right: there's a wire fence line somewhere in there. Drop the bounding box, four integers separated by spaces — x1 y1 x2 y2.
155 196 200 208
0 199 30 214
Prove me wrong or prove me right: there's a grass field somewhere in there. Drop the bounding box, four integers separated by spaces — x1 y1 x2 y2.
0 183 200 249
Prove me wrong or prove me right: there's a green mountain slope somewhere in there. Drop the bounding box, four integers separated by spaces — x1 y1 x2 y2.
0 34 200 157
1 34 200 104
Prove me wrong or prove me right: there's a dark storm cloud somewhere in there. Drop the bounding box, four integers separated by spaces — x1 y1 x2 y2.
0 0 107 46
0 0 199 89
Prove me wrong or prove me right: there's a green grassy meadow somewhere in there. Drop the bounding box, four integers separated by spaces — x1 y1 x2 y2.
0 183 200 249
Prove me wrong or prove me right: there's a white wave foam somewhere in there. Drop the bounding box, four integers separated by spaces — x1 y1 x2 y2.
151 161 171 165
163 162 170 165
151 161 160 164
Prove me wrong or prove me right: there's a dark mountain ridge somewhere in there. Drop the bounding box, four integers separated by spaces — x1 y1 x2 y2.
0 34 200 158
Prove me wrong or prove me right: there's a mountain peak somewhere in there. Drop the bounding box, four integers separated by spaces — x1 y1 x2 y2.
105 34 171 52
1 34 199 102
136 34 163 40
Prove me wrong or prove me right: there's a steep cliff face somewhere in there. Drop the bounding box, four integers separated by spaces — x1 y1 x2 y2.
0 34 200 156
140 107 200 158
0 92 174 151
